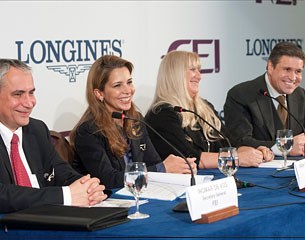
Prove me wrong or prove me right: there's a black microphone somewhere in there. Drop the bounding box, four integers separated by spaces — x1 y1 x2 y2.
112 112 197 212
235 179 255 188
173 106 255 189
173 106 231 147
259 89 305 134
111 112 196 186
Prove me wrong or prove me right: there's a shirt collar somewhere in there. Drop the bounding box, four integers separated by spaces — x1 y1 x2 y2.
0 122 23 148
264 72 286 99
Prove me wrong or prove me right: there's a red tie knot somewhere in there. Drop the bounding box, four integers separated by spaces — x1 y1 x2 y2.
11 134 19 144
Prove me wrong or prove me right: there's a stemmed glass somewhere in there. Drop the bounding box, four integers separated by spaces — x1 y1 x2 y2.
124 162 149 219
276 129 293 168
218 147 239 178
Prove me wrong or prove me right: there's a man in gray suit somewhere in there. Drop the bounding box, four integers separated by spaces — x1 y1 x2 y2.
0 59 107 213
224 42 305 156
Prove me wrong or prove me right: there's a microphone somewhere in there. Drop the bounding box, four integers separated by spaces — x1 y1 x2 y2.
111 112 196 186
235 179 255 188
258 89 305 133
173 106 255 189
112 112 197 212
173 106 231 147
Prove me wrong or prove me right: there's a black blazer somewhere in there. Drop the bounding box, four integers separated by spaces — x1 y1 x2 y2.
0 118 81 213
224 74 305 148
72 119 162 189
144 103 226 165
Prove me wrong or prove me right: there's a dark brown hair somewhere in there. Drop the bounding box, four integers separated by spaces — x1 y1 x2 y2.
268 42 305 68
70 55 140 158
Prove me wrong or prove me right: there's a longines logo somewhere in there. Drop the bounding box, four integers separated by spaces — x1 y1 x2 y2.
246 38 303 61
16 39 123 82
166 39 220 74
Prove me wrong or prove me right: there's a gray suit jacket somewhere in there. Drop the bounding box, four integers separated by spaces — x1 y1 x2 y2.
0 118 81 213
224 74 305 148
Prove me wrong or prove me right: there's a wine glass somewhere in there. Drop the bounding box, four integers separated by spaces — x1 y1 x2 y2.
276 129 293 168
124 162 149 219
218 147 239 178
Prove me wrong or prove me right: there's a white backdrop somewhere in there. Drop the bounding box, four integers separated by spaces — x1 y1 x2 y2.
1 0 304 131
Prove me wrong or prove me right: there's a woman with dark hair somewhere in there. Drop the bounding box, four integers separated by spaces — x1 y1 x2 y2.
70 55 196 189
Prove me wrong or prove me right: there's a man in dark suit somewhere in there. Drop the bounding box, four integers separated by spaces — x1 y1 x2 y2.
0 59 107 213
224 42 305 156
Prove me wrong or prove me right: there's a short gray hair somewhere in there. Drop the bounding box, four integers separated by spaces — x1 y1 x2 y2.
0 59 31 89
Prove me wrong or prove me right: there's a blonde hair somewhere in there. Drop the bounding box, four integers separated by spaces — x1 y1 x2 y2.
149 50 222 141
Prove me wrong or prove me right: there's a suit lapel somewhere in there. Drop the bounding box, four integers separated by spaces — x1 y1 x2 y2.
0 136 15 183
255 77 276 139
257 96 276 138
22 128 40 174
287 93 303 133
130 138 144 162
184 127 206 151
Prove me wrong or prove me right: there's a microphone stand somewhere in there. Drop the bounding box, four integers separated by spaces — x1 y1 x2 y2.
174 106 255 190
259 89 305 133
111 112 195 212
173 106 231 147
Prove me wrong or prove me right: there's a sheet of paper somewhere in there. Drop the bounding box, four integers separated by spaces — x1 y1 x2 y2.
116 181 187 201
294 159 305 189
148 172 214 186
93 198 148 208
116 172 214 201
259 160 296 169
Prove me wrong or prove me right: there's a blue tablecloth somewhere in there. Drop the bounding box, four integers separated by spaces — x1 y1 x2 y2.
1 167 305 239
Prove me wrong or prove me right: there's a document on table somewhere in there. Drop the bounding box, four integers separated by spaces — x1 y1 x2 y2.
93 198 148 208
259 159 297 169
116 172 214 201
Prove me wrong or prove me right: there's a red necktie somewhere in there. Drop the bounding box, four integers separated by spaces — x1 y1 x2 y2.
10 134 32 187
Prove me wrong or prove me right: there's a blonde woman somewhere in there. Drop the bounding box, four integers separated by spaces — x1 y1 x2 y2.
145 51 274 169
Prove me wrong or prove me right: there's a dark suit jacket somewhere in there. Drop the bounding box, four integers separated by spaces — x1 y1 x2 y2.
72 119 162 189
0 118 81 213
224 74 305 148
144 103 226 166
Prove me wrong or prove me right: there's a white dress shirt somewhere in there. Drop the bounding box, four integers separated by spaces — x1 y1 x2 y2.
265 73 287 156
0 122 71 205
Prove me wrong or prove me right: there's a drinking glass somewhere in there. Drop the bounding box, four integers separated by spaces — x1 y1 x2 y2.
124 162 149 219
218 147 239 178
276 129 293 168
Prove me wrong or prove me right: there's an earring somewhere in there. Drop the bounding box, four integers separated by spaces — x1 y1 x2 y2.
100 98 104 102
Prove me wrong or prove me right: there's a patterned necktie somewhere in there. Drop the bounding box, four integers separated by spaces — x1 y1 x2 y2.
10 134 32 187
276 95 288 127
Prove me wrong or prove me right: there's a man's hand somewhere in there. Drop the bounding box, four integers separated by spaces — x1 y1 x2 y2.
69 174 107 206
257 146 274 162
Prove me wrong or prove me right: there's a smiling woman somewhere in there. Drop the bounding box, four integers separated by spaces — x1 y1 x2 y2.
145 50 274 170
69 55 197 189
93 67 135 114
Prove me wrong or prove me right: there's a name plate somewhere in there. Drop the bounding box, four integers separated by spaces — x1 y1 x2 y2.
294 159 305 190
186 176 238 221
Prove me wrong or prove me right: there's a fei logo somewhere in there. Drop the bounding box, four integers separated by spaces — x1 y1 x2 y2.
166 39 220 74
16 39 123 82
256 0 297 5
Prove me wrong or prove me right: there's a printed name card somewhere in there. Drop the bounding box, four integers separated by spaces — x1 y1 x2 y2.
186 176 238 221
294 159 305 190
